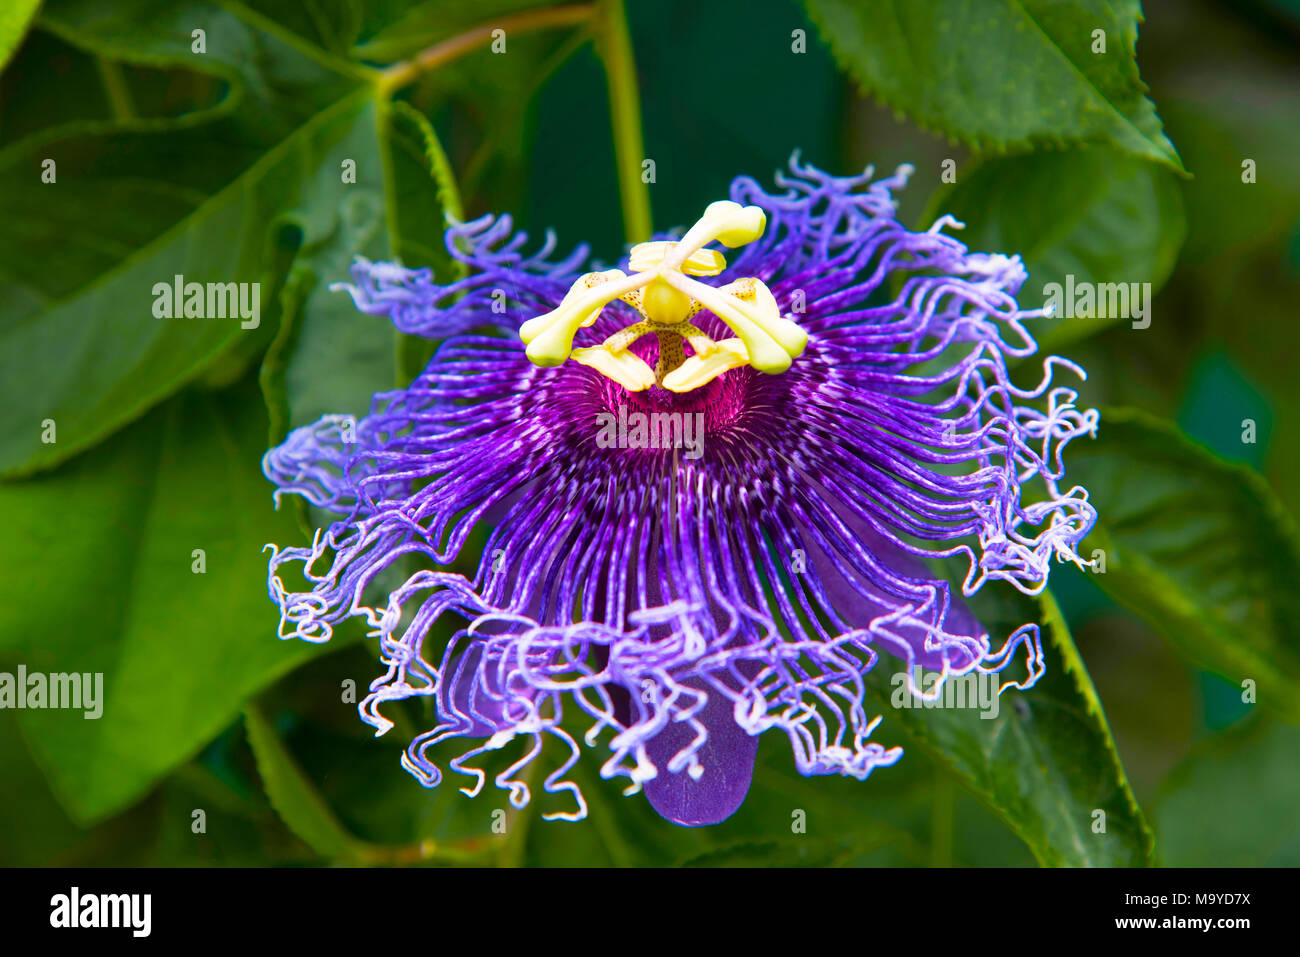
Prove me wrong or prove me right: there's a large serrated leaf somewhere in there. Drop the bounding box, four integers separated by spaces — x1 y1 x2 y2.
804 0 1182 170
1068 407 1300 720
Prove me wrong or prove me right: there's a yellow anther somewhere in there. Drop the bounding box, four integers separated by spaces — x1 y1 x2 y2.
629 242 725 276
661 338 750 392
571 345 656 392
683 249 727 276
724 277 809 355
663 272 806 374
666 201 766 267
521 197 803 391
520 269 641 366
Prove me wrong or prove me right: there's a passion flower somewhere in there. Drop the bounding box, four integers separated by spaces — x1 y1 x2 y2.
264 156 1097 826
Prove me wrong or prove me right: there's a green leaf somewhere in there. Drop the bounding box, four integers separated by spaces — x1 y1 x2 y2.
1067 406 1300 720
384 99 466 385
935 149 1185 352
858 586 1152 866
0 90 382 477
0 375 327 822
0 2 470 824
258 94 401 434
0 713 305 865
24 7 468 460
0 0 42 70
231 0 366 58
245 656 508 865
0 709 87 865
243 699 370 862
804 0 1182 170
273 690 502 855
37 0 360 134
258 96 464 442
1153 718 1300 866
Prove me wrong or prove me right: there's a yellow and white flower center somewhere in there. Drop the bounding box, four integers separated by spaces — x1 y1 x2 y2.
518 200 808 393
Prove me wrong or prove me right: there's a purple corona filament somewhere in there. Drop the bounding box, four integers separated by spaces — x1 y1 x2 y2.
263 156 1098 826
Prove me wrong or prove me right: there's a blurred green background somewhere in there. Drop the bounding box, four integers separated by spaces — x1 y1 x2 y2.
1 0 1298 867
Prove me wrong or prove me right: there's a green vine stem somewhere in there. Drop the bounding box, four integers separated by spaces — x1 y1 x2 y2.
592 0 652 243
95 56 136 121
376 4 595 98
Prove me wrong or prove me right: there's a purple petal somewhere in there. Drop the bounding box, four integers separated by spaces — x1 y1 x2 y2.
643 678 759 826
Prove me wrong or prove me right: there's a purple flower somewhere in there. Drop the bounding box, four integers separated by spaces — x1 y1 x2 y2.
263 156 1097 827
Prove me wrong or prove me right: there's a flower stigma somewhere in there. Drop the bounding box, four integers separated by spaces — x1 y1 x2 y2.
519 200 809 392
